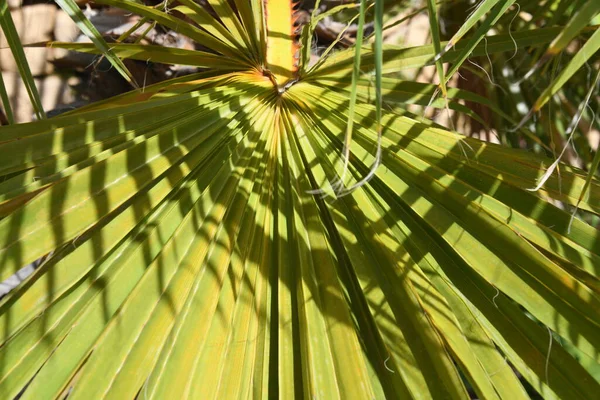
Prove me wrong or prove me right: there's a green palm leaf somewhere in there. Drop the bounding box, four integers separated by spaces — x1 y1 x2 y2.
0 1 598 399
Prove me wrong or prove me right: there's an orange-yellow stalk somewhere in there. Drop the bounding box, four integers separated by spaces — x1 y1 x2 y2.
264 0 298 89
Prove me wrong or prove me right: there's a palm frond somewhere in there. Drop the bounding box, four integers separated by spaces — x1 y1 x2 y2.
0 1 598 399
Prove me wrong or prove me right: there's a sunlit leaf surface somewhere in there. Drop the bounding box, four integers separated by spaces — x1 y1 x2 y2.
0 1 598 398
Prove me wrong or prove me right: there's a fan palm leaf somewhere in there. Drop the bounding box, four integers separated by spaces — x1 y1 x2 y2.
0 0 598 398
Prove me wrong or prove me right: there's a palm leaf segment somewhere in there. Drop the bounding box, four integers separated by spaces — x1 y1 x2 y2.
0 1 599 398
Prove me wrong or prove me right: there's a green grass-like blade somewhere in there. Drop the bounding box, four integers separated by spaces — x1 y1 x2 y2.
570 69 600 223
54 0 139 89
0 1 45 120
0 72 14 124
532 27 600 112
339 0 367 187
444 0 516 83
373 0 383 152
545 0 600 57
310 26 564 78
426 0 448 97
42 42 244 70
441 0 503 53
